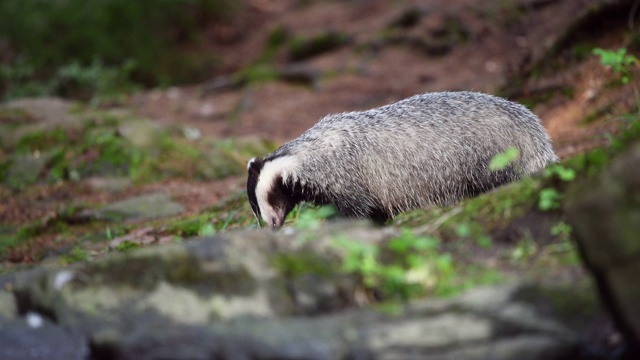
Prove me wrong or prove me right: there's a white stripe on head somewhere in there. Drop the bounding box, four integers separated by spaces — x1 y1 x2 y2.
247 157 256 170
255 156 299 223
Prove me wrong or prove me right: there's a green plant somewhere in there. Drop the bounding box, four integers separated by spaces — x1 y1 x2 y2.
231 25 289 86
550 221 572 243
489 147 520 171
546 222 578 265
235 64 280 84
544 164 576 182
198 223 216 237
592 47 639 84
113 240 140 252
538 188 562 211
289 31 350 61
293 205 338 230
0 0 238 99
81 127 141 177
60 247 90 265
0 229 29 258
537 164 577 211
15 127 69 154
332 229 456 300
510 234 537 263
54 59 139 102
166 215 214 237
105 227 114 240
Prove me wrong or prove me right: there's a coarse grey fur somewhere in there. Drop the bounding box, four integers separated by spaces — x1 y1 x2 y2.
247 91 558 228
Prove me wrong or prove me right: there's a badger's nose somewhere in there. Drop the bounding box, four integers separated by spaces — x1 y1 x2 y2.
268 216 285 230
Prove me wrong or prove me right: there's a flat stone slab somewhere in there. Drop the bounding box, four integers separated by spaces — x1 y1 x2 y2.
0 222 609 360
95 192 185 221
0 317 89 360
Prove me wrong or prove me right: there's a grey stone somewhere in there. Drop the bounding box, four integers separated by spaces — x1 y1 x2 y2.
0 317 89 360
566 143 640 268
4 152 50 189
0 291 17 320
117 119 163 148
3 97 77 125
0 222 606 359
86 176 132 193
94 192 185 221
566 141 640 351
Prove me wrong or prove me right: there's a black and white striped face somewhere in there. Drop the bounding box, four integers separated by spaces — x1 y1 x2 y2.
246 156 299 229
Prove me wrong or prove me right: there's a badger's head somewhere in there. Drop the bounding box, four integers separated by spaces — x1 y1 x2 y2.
247 156 300 229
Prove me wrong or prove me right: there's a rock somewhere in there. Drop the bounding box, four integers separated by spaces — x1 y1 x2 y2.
0 317 89 360
0 222 610 360
0 291 17 320
278 64 322 87
117 119 164 148
2 97 77 125
86 176 132 193
4 152 51 189
566 141 640 355
94 192 185 221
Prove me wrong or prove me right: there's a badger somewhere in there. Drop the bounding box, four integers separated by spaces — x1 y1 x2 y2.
247 91 558 229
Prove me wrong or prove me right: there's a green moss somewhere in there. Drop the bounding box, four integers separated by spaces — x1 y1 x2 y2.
60 246 91 265
236 64 279 84
113 240 140 253
514 282 599 326
436 267 504 298
396 177 540 240
166 215 215 237
82 251 213 290
0 231 27 258
272 252 335 278
15 127 69 154
289 31 350 61
81 127 138 177
229 25 289 87
0 107 34 125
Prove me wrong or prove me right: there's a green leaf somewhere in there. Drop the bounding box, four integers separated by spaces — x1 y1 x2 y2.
544 164 576 182
411 236 440 250
455 223 471 237
489 147 520 171
198 223 216 236
476 235 492 249
114 240 139 252
538 188 562 211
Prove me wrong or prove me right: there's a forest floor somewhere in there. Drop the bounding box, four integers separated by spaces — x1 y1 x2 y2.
127 0 637 216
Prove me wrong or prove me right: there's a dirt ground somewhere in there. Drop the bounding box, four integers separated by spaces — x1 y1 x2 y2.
126 0 636 210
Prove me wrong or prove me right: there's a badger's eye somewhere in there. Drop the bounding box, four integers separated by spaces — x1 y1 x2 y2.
271 217 277 228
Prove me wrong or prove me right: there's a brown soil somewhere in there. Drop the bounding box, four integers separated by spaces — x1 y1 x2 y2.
125 0 637 213
131 0 632 145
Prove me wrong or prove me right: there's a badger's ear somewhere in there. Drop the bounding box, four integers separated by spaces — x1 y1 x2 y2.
247 157 264 175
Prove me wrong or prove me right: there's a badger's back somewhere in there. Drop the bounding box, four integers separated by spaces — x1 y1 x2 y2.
269 91 557 219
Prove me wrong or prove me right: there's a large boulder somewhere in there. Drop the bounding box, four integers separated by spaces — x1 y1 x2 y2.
566 141 640 356
0 222 607 360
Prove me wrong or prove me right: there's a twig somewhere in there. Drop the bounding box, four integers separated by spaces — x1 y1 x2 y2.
412 206 463 235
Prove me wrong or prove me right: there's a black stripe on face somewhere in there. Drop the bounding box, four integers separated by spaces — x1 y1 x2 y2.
266 175 298 228
246 158 264 221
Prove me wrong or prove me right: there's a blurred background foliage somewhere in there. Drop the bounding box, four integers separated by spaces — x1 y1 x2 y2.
0 0 240 100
